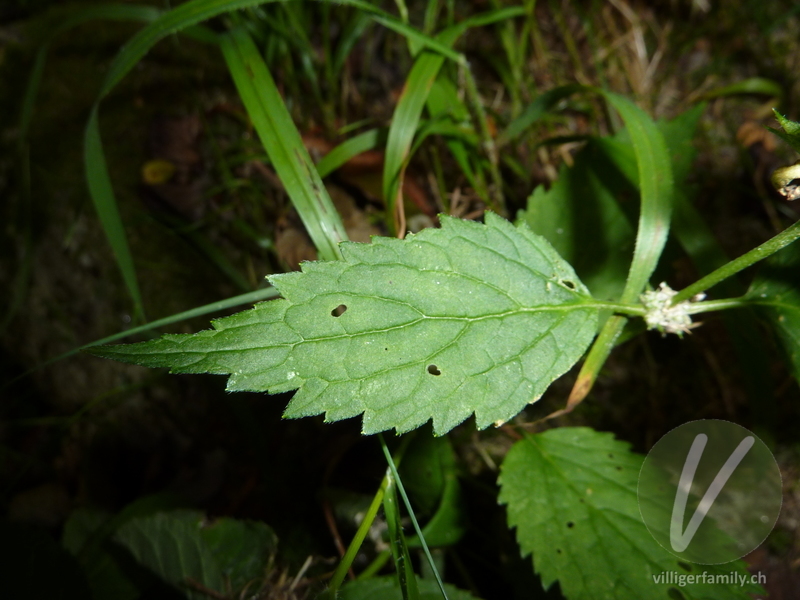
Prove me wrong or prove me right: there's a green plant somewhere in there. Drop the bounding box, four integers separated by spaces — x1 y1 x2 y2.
11 0 800 599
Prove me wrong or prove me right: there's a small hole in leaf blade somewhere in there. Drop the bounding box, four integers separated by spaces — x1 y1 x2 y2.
331 304 347 317
427 365 441 376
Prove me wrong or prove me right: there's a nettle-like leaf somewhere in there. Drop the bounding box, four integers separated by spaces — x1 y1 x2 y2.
89 214 599 435
498 428 761 600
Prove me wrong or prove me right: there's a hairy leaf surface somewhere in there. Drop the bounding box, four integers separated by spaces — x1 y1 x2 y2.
498 428 761 600
89 214 598 435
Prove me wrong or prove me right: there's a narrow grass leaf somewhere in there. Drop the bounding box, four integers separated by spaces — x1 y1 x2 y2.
498 84 583 146
383 472 420 600
220 27 348 260
85 108 145 320
316 128 386 178
5 288 279 389
600 91 673 302
22 5 162 322
383 51 448 232
567 91 673 407
380 434 448 599
382 6 524 231
702 77 783 100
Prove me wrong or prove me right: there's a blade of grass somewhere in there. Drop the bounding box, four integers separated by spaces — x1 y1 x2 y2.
220 27 348 260
564 89 674 411
380 434 447 600
84 107 146 321
5 287 279 389
325 433 416 599
16 5 165 327
497 83 584 146
702 77 783 100
382 6 524 233
426 76 489 205
383 473 421 600
316 128 387 178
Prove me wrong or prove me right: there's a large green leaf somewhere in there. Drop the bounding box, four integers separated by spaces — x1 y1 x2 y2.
498 428 761 600
88 214 600 435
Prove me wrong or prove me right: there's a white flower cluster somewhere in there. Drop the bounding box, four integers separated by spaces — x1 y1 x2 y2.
640 283 704 336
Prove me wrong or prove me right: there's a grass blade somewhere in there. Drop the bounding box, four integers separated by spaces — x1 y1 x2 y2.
565 90 674 410
85 107 146 320
382 6 524 232
220 27 348 260
497 83 583 147
602 91 673 302
380 434 449 600
316 128 386 178
381 451 421 600
5 288 280 389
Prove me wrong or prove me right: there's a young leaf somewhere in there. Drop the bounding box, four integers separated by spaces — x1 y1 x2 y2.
88 214 599 435
498 428 762 600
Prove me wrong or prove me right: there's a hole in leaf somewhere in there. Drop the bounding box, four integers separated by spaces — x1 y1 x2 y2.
562 280 576 290
677 562 692 572
427 365 441 376
556 548 562 554
566 522 574 528
615 466 622 471
331 304 347 317
608 453 614 458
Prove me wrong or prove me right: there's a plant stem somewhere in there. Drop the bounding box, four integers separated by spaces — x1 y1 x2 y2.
327 476 387 595
379 433 449 600
684 298 749 314
671 218 800 305
592 301 646 316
